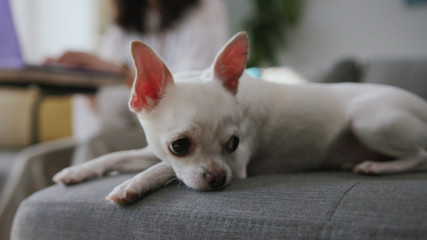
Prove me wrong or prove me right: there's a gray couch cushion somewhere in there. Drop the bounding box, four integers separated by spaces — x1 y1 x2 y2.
363 58 427 100
294 58 364 84
12 172 427 240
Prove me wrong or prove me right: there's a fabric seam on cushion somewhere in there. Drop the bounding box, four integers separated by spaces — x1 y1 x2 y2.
323 181 360 239
329 182 360 219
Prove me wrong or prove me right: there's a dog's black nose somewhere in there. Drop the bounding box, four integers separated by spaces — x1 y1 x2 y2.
204 171 227 189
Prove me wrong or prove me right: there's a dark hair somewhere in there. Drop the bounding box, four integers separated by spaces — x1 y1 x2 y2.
114 0 200 33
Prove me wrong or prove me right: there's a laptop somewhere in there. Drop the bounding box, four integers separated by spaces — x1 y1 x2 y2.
0 0 122 92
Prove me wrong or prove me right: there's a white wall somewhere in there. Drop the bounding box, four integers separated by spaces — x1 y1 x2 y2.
10 0 100 64
282 0 427 65
226 0 427 66
225 0 252 36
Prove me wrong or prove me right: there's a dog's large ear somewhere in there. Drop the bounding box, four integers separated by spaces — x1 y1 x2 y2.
129 41 174 113
213 32 249 95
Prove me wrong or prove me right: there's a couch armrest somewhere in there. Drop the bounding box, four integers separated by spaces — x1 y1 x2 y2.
0 138 76 240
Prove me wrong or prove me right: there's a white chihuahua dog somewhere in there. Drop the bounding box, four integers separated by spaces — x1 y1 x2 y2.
54 32 427 204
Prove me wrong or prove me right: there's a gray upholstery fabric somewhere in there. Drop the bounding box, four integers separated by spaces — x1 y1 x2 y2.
12 172 427 240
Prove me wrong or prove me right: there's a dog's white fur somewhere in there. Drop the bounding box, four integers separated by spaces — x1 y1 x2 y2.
54 32 427 204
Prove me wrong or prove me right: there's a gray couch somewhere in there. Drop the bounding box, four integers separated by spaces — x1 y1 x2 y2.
12 172 427 239
9 58 427 239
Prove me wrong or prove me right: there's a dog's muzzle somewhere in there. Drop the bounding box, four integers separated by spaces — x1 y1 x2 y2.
203 170 227 189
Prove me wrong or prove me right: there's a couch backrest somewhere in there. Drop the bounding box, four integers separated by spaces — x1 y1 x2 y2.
362 58 427 101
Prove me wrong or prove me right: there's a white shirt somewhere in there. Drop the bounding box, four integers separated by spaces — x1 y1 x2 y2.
100 0 228 72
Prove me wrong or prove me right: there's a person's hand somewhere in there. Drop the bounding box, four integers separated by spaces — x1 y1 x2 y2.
45 51 120 72
45 51 134 86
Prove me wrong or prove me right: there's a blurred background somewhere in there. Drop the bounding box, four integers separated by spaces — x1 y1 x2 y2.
9 0 427 67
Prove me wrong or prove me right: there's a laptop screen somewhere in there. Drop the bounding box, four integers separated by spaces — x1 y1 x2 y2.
0 0 25 69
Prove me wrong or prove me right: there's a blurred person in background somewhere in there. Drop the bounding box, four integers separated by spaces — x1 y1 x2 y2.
47 0 229 163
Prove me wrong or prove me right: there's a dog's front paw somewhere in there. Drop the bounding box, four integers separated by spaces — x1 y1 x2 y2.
352 161 382 175
53 166 99 185
105 180 145 205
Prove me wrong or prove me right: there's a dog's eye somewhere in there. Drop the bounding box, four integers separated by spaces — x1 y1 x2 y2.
169 137 191 156
226 135 239 152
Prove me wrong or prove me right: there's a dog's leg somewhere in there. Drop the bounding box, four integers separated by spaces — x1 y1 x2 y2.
229 142 252 179
105 162 174 204
53 146 159 184
351 109 427 174
353 149 427 174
